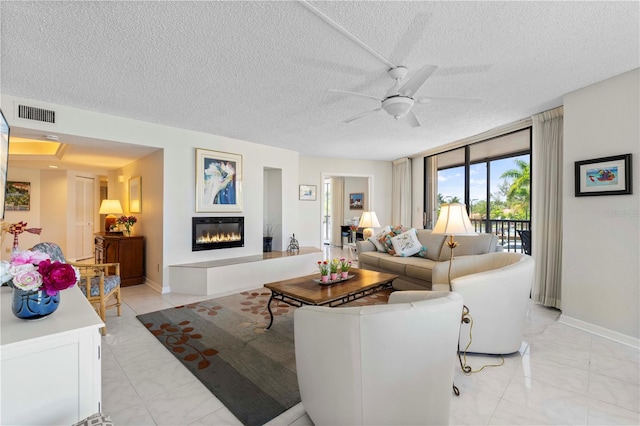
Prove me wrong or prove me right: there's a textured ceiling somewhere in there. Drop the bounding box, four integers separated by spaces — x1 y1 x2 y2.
1 1 639 164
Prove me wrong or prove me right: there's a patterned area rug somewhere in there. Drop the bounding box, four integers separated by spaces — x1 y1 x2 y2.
137 288 390 426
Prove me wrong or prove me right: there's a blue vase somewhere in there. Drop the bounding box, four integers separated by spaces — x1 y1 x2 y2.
11 288 60 320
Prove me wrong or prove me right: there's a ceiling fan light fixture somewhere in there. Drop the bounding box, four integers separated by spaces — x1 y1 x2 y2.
381 96 414 118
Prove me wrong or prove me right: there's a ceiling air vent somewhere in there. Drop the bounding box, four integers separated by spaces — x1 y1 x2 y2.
17 104 56 124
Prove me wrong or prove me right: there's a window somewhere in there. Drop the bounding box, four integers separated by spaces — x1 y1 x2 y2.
424 128 531 251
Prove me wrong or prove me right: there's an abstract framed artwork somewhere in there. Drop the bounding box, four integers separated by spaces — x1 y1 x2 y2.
299 185 316 201
129 176 142 213
5 181 31 211
349 192 364 209
196 148 243 212
575 153 632 197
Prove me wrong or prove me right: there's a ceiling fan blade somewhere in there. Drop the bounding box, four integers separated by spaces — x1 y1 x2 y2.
398 64 438 97
343 108 382 124
299 1 397 69
402 110 421 128
329 89 383 102
417 96 481 105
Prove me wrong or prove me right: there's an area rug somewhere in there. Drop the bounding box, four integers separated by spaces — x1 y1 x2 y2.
137 288 390 426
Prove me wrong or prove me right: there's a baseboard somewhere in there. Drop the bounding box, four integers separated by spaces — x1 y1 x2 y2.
558 314 639 349
143 278 164 294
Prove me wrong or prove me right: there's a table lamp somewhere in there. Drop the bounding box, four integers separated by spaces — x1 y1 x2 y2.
99 199 124 232
358 211 380 240
432 203 477 290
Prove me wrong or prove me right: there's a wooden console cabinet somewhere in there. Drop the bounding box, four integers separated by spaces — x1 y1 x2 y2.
94 234 145 286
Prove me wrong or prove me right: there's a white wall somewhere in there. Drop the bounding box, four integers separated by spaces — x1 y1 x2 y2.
2 94 300 293
298 156 392 248
562 69 639 341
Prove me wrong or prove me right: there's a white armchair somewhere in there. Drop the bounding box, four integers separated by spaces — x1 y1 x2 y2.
432 252 534 355
294 291 463 426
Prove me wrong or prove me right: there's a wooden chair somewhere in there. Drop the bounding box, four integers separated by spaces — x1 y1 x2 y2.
31 242 122 335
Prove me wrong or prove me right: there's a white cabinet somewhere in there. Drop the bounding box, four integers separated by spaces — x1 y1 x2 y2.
1 286 104 425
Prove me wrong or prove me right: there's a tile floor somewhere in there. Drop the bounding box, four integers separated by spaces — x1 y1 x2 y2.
102 246 639 425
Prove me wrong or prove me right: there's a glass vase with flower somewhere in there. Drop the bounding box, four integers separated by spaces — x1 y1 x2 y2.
0 250 80 320
116 215 137 236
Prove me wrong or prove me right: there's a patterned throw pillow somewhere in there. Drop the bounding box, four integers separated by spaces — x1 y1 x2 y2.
368 226 392 252
391 228 422 257
379 225 406 255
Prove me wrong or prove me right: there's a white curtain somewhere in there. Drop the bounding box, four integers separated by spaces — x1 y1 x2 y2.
331 177 345 246
392 158 412 226
531 107 563 309
424 155 438 229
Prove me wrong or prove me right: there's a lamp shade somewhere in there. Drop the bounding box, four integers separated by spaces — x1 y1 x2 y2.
99 199 124 232
432 203 476 236
358 211 380 229
99 199 124 215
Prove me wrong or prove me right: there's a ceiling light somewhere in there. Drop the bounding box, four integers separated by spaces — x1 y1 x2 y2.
381 96 414 119
44 134 59 141
48 165 58 168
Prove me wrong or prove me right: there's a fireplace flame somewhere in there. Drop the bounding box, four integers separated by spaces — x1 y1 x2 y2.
196 231 242 244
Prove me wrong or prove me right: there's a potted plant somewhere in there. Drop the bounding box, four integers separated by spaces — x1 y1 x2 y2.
263 223 273 253
317 260 330 282
339 258 352 278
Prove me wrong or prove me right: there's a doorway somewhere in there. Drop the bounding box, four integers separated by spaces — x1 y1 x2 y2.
320 173 374 248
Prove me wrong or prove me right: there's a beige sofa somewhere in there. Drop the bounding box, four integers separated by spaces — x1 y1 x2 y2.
356 229 501 290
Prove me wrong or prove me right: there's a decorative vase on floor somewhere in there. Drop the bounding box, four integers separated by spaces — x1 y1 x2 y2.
263 236 273 253
11 287 60 320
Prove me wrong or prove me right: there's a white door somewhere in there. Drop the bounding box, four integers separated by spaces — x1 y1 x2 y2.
75 177 95 260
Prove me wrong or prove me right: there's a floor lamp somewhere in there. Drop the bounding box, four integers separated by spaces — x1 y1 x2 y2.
432 203 477 291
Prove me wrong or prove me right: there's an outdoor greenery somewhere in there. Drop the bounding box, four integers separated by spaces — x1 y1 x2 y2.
438 157 531 221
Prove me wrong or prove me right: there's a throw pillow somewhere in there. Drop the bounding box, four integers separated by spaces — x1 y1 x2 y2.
368 226 391 252
415 246 428 258
379 225 406 255
391 228 422 257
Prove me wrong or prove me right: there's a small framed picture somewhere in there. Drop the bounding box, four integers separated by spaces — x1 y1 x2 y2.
575 154 632 196
349 193 364 209
5 181 31 211
299 185 317 201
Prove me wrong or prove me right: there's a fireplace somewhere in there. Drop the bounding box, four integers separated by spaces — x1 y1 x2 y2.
192 217 244 251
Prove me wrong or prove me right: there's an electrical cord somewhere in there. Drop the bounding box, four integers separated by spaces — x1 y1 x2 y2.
458 305 504 374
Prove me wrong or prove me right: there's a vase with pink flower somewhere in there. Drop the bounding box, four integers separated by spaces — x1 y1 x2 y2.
1 249 80 320
339 258 352 279
330 259 340 280
317 260 330 282
116 215 137 236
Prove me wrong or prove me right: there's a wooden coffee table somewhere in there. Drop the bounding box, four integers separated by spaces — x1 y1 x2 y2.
263 269 398 329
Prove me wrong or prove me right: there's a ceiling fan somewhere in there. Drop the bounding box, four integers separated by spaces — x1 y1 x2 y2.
299 1 480 128
330 64 441 127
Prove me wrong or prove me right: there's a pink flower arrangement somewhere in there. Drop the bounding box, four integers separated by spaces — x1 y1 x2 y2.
317 260 329 276
0 250 80 295
116 215 137 235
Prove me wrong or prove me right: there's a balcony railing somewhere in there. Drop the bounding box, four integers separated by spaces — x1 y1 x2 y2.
470 219 531 253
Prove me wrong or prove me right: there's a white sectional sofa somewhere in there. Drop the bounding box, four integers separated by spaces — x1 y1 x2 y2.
356 228 501 290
